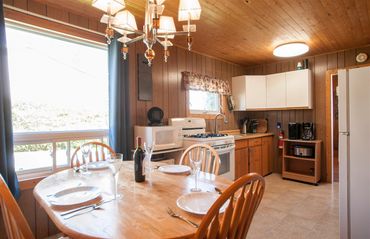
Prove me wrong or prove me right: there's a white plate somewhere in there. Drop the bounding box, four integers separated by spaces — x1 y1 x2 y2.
48 186 101 206
87 161 110 170
158 165 191 174
176 192 228 215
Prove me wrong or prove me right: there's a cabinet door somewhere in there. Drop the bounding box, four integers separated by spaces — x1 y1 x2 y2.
245 76 266 109
232 76 247 110
249 145 262 175
286 69 312 108
262 136 273 176
235 148 249 179
266 73 286 108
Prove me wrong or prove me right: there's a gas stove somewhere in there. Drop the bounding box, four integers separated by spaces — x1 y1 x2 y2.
169 117 236 180
185 133 228 138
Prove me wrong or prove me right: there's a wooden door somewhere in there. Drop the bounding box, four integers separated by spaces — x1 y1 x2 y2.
235 148 249 179
262 136 273 176
249 145 262 175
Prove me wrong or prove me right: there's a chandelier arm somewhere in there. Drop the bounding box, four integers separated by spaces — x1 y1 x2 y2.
157 31 189 37
125 35 146 45
155 37 166 48
112 26 144 35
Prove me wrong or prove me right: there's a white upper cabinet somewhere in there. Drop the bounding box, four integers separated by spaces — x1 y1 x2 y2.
232 69 312 111
245 76 266 109
266 73 286 108
286 69 312 109
232 76 247 111
232 75 266 110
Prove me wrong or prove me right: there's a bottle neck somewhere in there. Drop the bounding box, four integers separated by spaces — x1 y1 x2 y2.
136 137 142 148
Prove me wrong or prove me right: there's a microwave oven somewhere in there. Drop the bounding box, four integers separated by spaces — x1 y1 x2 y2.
134 126 183 152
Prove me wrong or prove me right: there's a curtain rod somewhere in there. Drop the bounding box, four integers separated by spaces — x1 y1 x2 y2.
3 4 105 37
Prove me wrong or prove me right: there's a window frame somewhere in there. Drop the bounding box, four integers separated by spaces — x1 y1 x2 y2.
188 90 221 115
5 21 109 179
14 129 109 180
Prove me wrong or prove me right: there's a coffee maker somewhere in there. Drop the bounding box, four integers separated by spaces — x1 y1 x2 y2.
288 122 301 140
301 122 315 140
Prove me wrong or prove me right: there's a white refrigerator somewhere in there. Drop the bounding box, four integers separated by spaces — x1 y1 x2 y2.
338 66 370 239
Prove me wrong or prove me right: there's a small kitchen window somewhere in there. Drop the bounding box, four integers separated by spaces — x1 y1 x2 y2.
189 90 220 114
182 71 231 115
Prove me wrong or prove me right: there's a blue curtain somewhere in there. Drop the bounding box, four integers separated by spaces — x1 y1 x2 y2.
108 35 133 160
0 0 20 197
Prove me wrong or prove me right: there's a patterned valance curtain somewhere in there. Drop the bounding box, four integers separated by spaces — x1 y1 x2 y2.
182 71 231 95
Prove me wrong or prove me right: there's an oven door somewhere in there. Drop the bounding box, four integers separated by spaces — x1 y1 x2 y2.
213 145 235 181
153 127 182 151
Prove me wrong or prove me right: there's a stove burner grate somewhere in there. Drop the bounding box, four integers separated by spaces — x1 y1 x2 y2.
185 133 228 138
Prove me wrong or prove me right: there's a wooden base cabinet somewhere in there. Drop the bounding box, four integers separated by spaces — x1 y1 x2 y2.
234 136 273 179
235 147 249 179
262 136 273 176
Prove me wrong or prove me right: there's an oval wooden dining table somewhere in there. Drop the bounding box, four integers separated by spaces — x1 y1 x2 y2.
33 161 232 239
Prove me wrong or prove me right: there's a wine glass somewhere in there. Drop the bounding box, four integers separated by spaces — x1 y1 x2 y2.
144 141 155 180
107 153 123 199
190 150 203 192
80 143 91 175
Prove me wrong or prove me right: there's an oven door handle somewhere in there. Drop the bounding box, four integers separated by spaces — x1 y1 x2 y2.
213 145 235 154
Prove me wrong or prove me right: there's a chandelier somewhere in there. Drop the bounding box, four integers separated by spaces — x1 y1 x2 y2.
92 0 202 66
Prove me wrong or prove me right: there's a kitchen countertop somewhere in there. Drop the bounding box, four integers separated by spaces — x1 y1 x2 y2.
230 133 274 141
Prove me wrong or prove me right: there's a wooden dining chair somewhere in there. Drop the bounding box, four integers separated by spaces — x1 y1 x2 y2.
0 174 35 239
193 173 265 239
0 175 69 239
179 144 221 175
70 141 116 168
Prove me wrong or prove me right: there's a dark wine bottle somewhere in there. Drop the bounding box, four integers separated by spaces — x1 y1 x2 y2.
133 137 145 182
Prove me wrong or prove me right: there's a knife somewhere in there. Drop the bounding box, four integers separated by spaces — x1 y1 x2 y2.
61 198 113 219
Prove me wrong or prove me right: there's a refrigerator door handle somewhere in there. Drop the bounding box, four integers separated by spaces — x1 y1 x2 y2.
339 131 350 136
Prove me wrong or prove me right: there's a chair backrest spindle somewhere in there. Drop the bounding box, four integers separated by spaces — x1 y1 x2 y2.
70 141 116 168
0 175 35 239
179 144 221 175
193 173 265 239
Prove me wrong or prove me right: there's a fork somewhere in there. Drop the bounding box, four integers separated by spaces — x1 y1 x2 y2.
167 207 199 228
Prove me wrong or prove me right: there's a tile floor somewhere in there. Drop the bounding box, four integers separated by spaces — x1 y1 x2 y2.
248 174 339 239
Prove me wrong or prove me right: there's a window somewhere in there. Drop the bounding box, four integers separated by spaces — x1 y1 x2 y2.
189 90 220 114
5 23 109 176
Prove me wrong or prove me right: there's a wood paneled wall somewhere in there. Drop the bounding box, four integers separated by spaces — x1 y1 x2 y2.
243 45 370 182
3 0 106 43
127 43 249 133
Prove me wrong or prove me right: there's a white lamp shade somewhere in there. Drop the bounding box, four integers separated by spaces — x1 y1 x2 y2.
92 0 125 15
114 10 138 33
273 43 309 57
156 0 166 5
158 16 176 38
178 0 202 21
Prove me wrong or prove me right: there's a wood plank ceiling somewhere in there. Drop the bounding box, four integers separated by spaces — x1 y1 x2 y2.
33 0 370 66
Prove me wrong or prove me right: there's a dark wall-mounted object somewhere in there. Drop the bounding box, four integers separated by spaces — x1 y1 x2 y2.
137 54 152 101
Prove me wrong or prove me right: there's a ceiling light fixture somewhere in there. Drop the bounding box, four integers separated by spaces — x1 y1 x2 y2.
92 0 202 66
273 42 309 58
